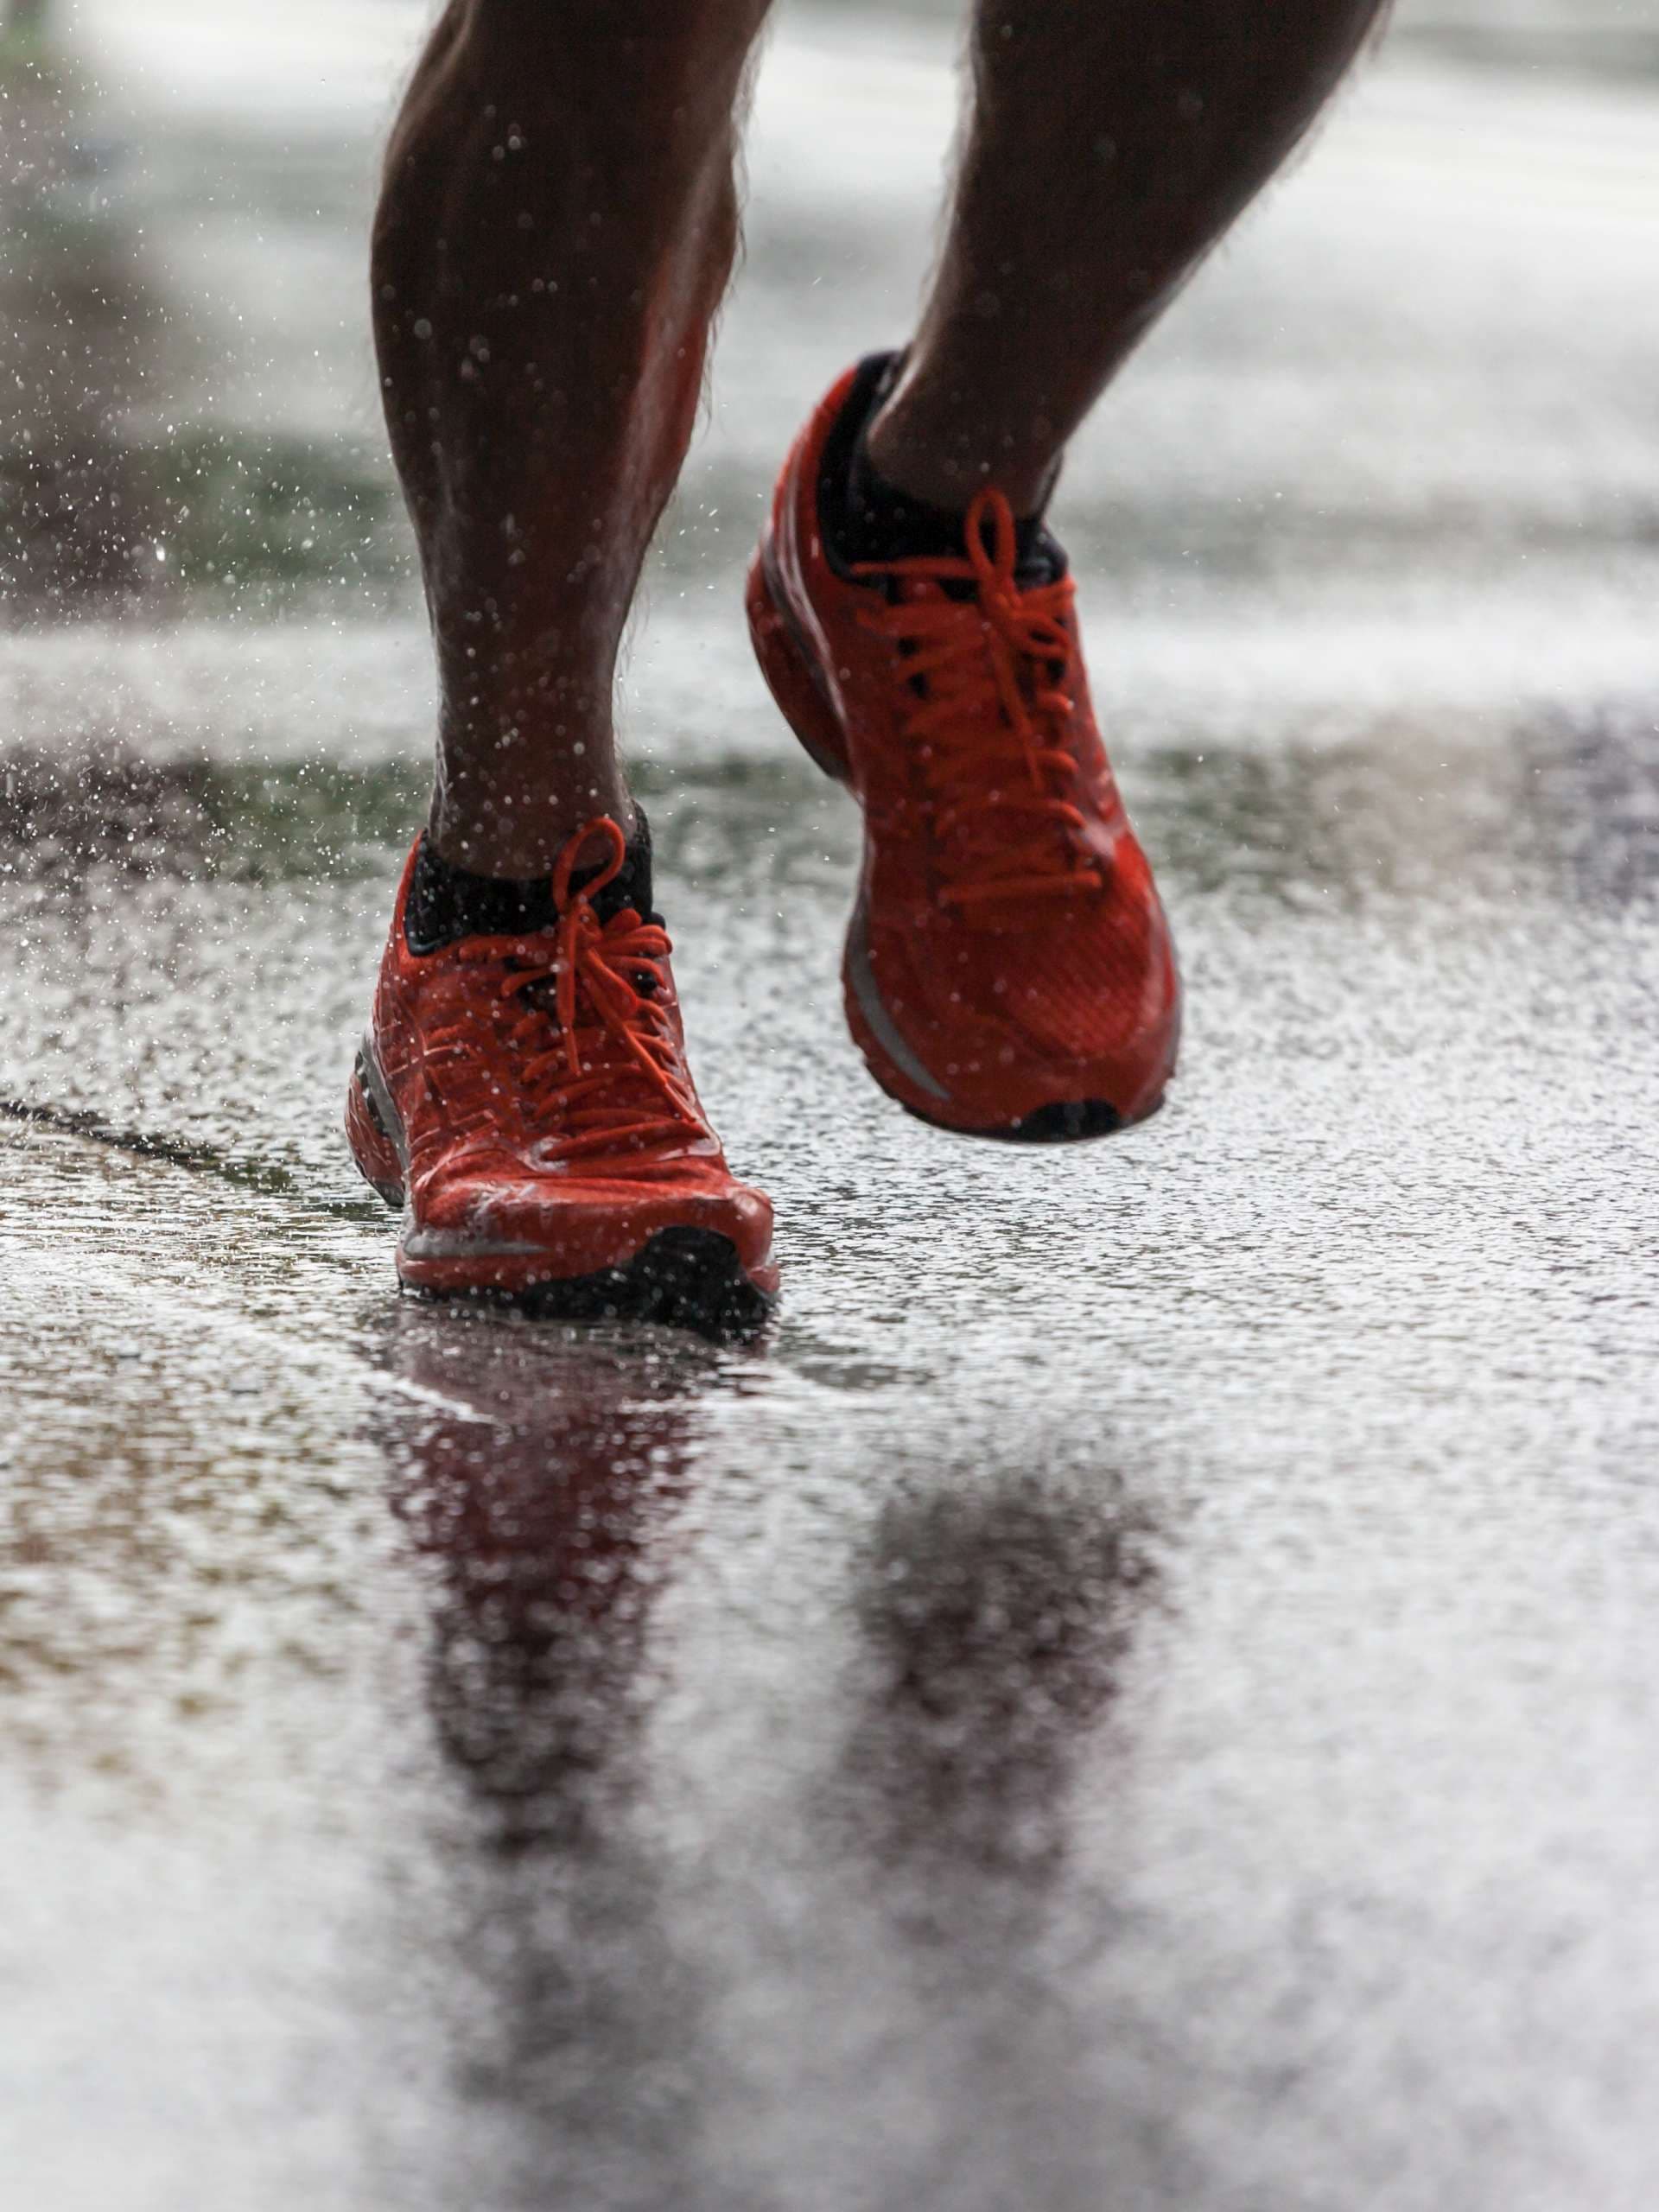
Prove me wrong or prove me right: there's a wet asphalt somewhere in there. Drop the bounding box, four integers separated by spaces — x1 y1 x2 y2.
3 3 1658 2207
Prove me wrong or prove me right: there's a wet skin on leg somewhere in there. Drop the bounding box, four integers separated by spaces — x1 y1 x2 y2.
372 0 1386 872
372 0 772 878
866 0 1392 514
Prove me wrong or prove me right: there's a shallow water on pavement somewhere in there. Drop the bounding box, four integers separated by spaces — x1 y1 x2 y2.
3 4 1659 2209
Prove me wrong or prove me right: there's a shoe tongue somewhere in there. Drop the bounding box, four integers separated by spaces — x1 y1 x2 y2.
820 355 1067 593
896 526 1067 607
1014 529 1066 590
950 526 1066 601
404 810 656 954
569 817 655 929
843 444 1066 591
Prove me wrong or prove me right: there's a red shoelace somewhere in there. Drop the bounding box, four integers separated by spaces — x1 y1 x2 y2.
854 486 1107 910
448 818 704 1166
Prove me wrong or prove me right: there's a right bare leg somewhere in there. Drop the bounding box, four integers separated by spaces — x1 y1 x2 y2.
372 0 772 877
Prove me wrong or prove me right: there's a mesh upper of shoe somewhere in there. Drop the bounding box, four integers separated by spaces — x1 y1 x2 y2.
994 854 1160 1062
393 819 720 1187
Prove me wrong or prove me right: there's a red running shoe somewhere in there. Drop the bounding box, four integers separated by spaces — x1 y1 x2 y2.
345 817 778 1332
747 356 1179 1140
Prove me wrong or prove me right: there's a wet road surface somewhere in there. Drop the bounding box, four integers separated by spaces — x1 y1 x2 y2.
3 3 1658 2207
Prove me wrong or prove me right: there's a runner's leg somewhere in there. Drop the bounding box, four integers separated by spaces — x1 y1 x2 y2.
372 0 772 876
867 0 1389 512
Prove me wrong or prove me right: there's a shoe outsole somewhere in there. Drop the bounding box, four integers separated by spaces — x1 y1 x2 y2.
910 1096 1129 1145
346 1058 775 1341
408 1224 774 1340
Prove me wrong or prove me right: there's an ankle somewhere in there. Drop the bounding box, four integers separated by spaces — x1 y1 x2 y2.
407 806 653 949
823 353 1063 580
863 365 1058 521
429 687 633 877
428 779 635 882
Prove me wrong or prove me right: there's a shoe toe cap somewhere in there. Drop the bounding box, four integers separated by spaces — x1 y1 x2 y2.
859 903 1179 1131
406 1160 775 1283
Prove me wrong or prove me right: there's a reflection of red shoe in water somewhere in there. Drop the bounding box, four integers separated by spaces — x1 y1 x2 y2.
346 816 778 1329
748 358 1180 1140
378 1309 703 1809
376 1300 708 1822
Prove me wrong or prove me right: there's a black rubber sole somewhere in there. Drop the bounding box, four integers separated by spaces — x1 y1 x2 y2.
900 1093 1149 1146
407 1226 776 1343
992 1097 1126 1145
353 1055 772 1340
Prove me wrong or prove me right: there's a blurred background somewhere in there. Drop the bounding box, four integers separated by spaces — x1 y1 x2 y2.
3 0 1656 768
3 6 1657 2211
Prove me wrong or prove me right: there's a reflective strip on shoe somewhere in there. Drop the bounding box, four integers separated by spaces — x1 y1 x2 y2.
846 899 950 1102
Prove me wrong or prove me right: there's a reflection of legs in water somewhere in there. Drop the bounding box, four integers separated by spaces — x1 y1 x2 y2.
809 1472 1172 2212
349 0 1393 1288
844 1472 1157 1878
376 1317 723 2198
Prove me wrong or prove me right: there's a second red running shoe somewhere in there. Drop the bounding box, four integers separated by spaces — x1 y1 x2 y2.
747 356 1179 1141
345 816 778 1333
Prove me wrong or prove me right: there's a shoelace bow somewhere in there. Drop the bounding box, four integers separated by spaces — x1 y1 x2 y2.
449 819 704 1166
854 486 1106 908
